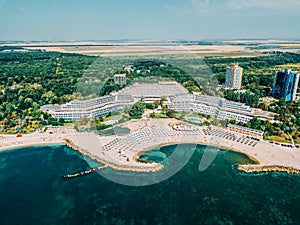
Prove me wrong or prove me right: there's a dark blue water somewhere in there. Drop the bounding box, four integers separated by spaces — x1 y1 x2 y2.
0 145 300 225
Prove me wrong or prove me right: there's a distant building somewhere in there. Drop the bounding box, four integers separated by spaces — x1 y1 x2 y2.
123 65 133 73
225 63 243 89
272 69 299 101
114 74 127 86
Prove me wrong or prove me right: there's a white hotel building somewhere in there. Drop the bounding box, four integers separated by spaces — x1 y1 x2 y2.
168 93 275 123
41 94 133 120
41 82 275 123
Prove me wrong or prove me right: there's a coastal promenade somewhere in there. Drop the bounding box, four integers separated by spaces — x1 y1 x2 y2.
1 119 300 174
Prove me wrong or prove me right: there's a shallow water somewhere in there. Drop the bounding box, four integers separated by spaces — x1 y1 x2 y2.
0 145 300 225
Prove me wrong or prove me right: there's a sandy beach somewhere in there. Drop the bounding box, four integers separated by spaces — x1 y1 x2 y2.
1 120 300 174
0 133 65 151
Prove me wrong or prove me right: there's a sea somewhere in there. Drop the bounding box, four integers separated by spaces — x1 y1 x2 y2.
0 144 299 225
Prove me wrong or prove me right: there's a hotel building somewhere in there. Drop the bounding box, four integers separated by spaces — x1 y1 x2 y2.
225 64 243 89
272 69 299 101
118 81 188 103
168 93 275 124
227 124 264 139
41 82 275 123
41 94 133 120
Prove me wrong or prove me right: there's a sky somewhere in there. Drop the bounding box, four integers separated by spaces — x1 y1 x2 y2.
1 0 300 41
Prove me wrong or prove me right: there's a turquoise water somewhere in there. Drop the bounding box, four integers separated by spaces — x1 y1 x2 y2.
186 117 203 123
0 145 300 225
104 119 118 126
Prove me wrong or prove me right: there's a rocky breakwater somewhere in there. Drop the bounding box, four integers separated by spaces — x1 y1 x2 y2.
237 165 300 175
64 139 164 173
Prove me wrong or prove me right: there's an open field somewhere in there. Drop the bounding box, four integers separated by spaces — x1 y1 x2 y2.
273 63 300 71
280 44 300 47
0 41 260 57
26 45 250 56
2 40 300 57
195 51 263 58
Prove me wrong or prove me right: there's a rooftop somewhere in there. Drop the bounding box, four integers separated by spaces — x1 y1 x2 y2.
118 82 188 98
114 74 126 77
228 124 264 135
227 63 243 70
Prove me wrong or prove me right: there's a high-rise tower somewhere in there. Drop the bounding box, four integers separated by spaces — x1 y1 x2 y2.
225 63 243 89
272 69 299 101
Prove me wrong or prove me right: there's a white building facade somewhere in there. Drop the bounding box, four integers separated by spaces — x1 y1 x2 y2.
41 82 275 123
168 93 275 123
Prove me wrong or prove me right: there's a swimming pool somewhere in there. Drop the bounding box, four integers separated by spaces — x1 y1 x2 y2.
186 117 203 124
104 119 118 125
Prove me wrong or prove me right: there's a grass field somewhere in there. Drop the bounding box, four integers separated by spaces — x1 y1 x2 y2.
265 135 293 144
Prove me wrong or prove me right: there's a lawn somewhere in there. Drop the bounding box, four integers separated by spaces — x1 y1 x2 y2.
151 113 169 119
264 135 293 144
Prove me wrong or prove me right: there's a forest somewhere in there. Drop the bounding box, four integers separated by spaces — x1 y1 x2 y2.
0 50 95 133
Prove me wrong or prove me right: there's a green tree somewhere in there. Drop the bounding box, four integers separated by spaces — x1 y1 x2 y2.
166 110 176 118
153 100 160 109
249 117 262 130
160 96 167 106
129 101 146 119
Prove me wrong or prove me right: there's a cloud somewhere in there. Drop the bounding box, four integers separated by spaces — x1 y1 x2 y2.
187 0 300 13
18 7 27 11
224 0 300 10
164 4 175 10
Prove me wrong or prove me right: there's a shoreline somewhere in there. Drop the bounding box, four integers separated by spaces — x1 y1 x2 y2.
0 120 300 175
0 141 65 152
0 138 259 173
1 139 298 175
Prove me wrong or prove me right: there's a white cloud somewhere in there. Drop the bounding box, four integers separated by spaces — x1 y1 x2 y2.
187 0 213 12
224 0 300 10
187 0 300 12
18 7 27 11
164 4 175 10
